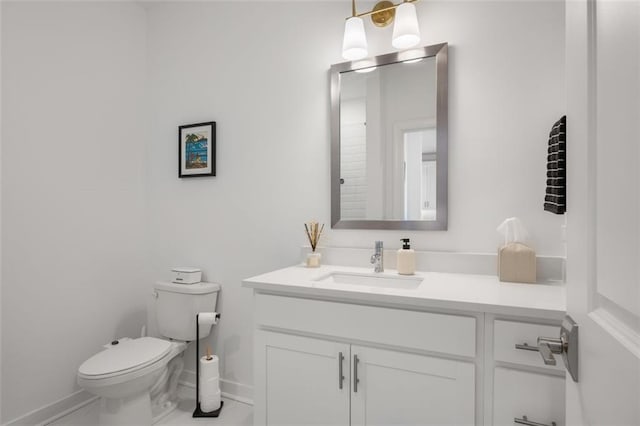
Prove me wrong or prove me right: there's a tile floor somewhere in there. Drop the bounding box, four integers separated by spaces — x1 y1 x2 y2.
48 394 253 426
161 398 252 426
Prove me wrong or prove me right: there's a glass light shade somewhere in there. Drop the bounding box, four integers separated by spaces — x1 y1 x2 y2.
342 17 368 60
392 2 420 49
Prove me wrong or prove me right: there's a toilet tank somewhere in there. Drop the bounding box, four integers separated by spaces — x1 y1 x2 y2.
153 281 220 341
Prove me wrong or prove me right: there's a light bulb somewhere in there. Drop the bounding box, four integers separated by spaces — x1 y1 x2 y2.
342 16 368 60
392 2 420 49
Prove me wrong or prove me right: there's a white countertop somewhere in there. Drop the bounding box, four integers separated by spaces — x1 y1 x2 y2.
243 264 566 319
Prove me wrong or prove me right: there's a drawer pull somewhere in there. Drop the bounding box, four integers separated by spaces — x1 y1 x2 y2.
515 343 539 352
514 415 557 426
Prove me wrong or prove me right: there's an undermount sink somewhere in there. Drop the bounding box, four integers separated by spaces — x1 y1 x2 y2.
314 271 423 290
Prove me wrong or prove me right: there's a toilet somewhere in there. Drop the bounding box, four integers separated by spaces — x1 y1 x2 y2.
77 281 220 425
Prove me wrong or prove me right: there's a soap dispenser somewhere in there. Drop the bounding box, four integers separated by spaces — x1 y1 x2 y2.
397 238 415 275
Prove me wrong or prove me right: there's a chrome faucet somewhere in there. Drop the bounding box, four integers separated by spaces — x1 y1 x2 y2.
370 241 384 273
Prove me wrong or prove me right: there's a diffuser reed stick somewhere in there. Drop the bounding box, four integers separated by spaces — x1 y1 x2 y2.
304 221 324 252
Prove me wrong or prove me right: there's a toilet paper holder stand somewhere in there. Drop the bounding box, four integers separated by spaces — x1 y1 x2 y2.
193 312 223 418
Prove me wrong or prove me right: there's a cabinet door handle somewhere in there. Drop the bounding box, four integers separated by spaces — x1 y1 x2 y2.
514 415 557 426
338 352 345 389
353 354 360 392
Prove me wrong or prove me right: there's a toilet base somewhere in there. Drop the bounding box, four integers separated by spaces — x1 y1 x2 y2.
99 392 152 426
151 400 178 424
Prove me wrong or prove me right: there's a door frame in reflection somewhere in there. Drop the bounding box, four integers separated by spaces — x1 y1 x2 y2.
391 119 436 221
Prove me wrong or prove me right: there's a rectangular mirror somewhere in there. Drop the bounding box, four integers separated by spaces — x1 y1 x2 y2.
330 43 448 230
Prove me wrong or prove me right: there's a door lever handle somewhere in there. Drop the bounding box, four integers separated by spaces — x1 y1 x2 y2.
535 315 579 382
537 338 561 365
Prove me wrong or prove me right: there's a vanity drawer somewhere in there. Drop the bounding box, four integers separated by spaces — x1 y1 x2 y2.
494 320 564 371
493 367 565 426
255 293 476 357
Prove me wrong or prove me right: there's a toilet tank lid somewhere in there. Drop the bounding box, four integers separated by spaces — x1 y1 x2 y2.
154 281 221 294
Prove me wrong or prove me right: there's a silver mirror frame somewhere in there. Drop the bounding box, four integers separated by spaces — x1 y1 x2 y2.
330 43 449 230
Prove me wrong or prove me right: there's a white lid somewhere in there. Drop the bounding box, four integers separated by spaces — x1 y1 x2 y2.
78 337 171 377
154 281 221 294
171 267 201 273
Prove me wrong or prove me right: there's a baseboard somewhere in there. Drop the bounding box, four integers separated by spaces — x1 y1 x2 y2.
180 370 254 406
2 380 251 426
2 390 98 426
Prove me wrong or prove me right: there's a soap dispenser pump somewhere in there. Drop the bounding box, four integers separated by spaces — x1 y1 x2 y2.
397 238 415 275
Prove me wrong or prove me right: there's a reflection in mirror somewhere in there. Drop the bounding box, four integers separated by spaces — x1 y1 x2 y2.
331 43 448 230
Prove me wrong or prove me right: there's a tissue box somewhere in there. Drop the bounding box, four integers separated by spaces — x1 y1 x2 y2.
498 243 536 283
171 267 202 284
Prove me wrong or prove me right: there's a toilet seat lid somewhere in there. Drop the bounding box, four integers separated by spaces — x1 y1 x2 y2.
79 337 171 377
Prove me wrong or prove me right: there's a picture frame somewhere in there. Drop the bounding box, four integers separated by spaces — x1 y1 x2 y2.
178 121 216 178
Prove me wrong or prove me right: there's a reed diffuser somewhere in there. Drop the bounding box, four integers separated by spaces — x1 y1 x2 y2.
304 221 324 267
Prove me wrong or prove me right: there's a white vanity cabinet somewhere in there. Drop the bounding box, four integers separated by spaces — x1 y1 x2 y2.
350 345 475 426
493 368 564 426
255 331 476 426
253 293 478 426
487 317 566 426
256 332 350 426
244 265 567 426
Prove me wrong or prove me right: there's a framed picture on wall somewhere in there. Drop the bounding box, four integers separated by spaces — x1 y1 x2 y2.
178 121 216 178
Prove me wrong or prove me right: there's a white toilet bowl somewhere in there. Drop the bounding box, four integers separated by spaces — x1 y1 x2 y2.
78 337 186 425
78 281 221 425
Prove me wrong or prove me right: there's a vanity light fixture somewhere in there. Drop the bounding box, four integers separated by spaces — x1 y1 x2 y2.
342 0 421 60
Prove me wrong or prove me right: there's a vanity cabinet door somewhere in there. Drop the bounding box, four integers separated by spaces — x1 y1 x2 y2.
256 331 350 426
350 345 475 426
493 367 565 426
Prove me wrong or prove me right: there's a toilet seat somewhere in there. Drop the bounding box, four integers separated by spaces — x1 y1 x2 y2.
78 337 172 380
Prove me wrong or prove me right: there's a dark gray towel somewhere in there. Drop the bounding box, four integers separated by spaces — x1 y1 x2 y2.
544 116 566 214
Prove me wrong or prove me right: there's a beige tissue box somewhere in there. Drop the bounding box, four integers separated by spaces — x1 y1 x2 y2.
498 242 536 283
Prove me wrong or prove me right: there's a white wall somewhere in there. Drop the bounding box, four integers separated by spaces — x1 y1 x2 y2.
330 0 567 253
145 0 565 395
1 2 148 422
145 0 343 396
0 0 565 418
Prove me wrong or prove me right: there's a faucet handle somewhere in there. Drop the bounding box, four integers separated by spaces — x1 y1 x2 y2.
370 254 377 264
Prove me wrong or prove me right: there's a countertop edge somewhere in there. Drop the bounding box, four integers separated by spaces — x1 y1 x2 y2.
242 276 566 321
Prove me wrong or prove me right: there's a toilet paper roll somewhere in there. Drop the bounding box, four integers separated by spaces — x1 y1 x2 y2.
200 377 220 396
200 389 221 413
199 355 219 380
198 312 220 326
199 354 221 412
200 375 220 397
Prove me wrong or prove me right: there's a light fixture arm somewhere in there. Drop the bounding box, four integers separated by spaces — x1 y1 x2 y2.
342 0 420 60
350 0 419 20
